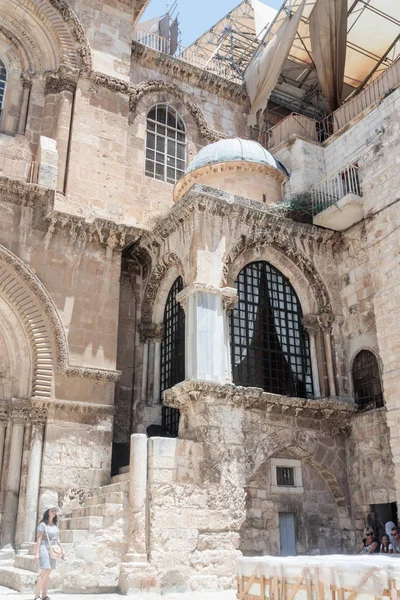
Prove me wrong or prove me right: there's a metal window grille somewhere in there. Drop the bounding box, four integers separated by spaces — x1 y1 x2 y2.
145 104 186 184
277 466 295 487
353 350 383 412
0 59 7 123
230 261 313 399
160 276 185 437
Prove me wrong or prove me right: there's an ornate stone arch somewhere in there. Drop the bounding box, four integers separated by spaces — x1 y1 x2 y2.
222 231 333 314
0 244 68 397
129 80 225 143
0 0 91 73
141 252 185 326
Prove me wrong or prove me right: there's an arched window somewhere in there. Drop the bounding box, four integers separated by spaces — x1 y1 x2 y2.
0 59 7 123
230 261 313 398
352 350 383 411
160 276 185 436
145 104 186 184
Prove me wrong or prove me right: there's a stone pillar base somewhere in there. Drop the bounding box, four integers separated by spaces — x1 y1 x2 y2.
119 562 159 595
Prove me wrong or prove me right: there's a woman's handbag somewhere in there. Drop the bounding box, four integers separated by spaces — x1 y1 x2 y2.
45 526 62 560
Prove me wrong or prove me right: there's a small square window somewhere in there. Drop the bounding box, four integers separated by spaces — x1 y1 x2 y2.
277 466 294 487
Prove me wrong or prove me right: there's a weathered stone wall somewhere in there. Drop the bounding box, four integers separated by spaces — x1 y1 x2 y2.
147 435 242 593
346 407 395 540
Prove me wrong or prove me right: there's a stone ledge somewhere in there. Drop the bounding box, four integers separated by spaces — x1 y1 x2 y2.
164 379 355 435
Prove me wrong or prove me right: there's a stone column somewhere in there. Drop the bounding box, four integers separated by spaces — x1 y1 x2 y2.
53 69 78 193
140 324 164 405
302 314 322 398
153 341 161 404
0 402 10 485
17 74 32 135
1 400 29 548
319 313 337 397
24 406 47 543
42 74 58 138
119 434 158 594
177 284 238 383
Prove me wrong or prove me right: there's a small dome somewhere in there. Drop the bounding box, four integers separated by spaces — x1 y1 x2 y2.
186 138 284 174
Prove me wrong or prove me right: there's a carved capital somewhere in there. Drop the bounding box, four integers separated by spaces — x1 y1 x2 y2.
0 400 11 424
221 287 239 313
21 73 33 90
45 74 59 95
29 406 48 425
11 399 30 424
45 67 78 95
139 323 164 343
302 314 320 335
318 313 335 333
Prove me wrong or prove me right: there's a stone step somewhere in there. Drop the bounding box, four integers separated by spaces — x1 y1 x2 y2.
15 553 39 573
98 480 128 495
84 495 105 507
110 472 129 484
59 529 91 544
69 515 104 531
119 465 129 474
0 564 38 592
72 502 124 519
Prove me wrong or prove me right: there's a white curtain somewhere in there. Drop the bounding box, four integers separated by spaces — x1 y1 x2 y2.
309 0 347 111
245 0 306 127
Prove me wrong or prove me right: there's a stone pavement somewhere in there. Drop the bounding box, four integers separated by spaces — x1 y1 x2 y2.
0 586 237 600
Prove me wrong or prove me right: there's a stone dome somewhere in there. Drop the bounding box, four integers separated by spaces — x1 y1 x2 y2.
186 137 284 175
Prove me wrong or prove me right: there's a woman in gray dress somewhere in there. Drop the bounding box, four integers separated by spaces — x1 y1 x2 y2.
34 505 65 600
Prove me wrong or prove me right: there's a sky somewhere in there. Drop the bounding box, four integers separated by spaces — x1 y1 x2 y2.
140 0 283 48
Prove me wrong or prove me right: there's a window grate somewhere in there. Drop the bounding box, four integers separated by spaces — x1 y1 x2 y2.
145 104 186 184
277 466 295 487
160 276 185 436
230 261 313 398
353 350 383 411
0 59 7 121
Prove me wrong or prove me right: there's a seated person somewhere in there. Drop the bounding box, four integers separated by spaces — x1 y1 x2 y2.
361 528 380 554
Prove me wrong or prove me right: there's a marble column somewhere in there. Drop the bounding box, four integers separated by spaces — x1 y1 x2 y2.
319 313 337 397
140 342 149 404
42 74 58 138
177 284 238 383
0 421 7 485
17 74 32 135
24 406 47 543
302 315 322 398
1 401 28 548
124 433 148 562
52 69 77 193
152 341 162 404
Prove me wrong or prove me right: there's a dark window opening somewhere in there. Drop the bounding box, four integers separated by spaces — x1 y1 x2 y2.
277 466 295 487
0 59 7 124
230 261 313 398
160 276 185 436
353 350 383 411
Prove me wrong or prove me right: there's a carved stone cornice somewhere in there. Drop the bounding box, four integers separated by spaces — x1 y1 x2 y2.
0 175 55 208
29 406 48 425
131 41 248 107
64 366 121 383
32 397 114 415
164 380 355 429
139 323 164 343
90 71 132 94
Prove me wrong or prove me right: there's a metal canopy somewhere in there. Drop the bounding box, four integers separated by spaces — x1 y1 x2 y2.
185 0 400 117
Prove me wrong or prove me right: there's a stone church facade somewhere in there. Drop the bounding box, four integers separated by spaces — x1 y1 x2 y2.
0 0 399 594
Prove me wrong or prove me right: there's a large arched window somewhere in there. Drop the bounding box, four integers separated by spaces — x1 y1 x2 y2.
230 261 313 398
145 104 186 184
352 350 383 411
160 276 185 436
0 59 7 124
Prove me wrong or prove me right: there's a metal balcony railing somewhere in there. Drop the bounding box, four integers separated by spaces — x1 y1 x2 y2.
133 29 240 82
311 163 361 216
